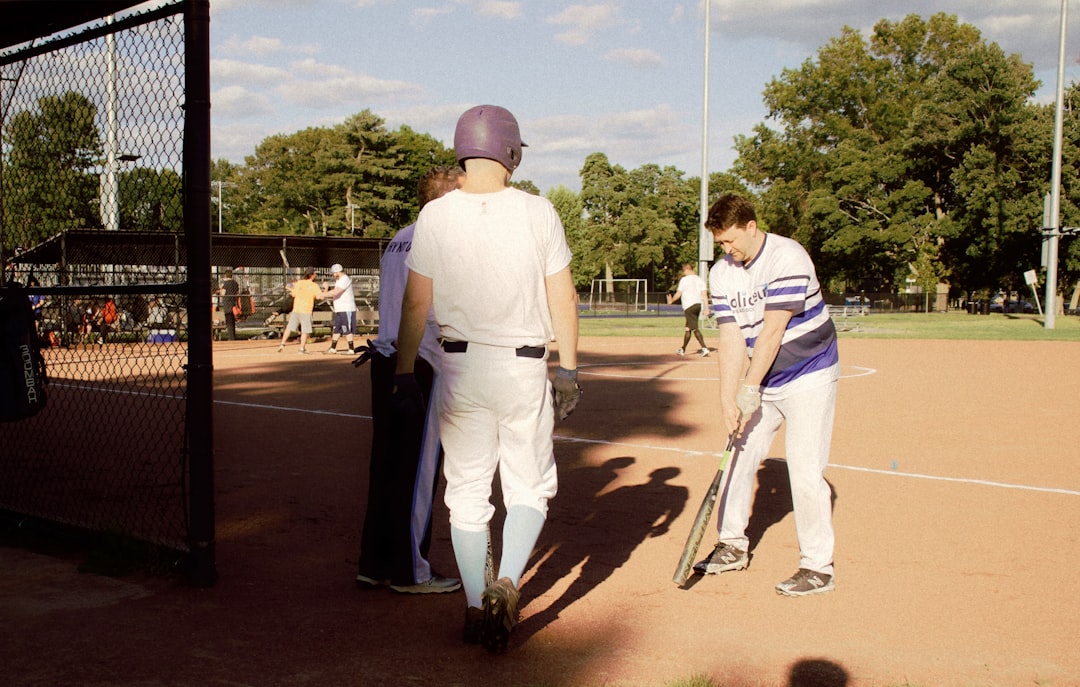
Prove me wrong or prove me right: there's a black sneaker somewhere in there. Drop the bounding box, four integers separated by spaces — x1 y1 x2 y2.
480 577 520 654
775 568 834 597
692 542 749 575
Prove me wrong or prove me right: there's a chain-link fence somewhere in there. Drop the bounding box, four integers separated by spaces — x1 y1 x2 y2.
0 2 214 582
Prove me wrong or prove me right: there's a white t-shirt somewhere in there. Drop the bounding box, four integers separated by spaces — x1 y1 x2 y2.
330 273 356 313
676 273 707 309
372 224 441 366
407 187 572 347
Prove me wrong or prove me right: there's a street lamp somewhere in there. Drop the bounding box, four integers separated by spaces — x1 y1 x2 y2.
348 203 360 235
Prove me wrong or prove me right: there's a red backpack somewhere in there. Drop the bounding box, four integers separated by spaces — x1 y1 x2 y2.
102 299 118 325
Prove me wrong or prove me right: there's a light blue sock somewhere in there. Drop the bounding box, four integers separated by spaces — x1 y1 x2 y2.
499 506 546 587
451 526 489 609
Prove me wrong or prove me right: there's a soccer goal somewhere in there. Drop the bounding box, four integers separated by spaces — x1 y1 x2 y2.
588 278 649 312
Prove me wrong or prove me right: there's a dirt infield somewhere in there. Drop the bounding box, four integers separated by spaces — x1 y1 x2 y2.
2 336 1078 687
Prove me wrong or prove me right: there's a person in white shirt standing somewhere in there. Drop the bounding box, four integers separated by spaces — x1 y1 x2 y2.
394 105 581 654
666 263 710 357
320 263 357 354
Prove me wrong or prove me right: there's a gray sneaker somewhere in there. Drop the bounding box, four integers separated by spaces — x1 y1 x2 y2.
775 568 834 597
389 574 462 594
693 542 749 575
355 572 388 589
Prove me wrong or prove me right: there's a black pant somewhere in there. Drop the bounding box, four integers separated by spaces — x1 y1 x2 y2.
224 310 237 340
358 351 437 585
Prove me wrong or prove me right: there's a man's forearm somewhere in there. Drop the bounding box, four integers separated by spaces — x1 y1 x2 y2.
395 272 432 375
546 267 578 370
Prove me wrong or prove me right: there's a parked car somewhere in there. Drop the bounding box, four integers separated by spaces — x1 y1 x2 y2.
989 299 1034 313
843 295 871 314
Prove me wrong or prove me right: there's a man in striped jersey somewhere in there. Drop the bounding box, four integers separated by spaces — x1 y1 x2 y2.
694 193 839 597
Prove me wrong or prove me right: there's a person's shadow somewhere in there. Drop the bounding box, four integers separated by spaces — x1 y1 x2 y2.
788 658 849 686
744 458 838 555
515 457 686 641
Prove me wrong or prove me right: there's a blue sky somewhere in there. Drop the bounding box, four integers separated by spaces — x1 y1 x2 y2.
203 0 1080 194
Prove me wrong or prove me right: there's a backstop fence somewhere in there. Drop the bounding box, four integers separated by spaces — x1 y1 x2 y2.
0 1 216 584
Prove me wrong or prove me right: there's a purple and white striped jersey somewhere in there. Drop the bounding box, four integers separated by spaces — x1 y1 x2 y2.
708 232 839 396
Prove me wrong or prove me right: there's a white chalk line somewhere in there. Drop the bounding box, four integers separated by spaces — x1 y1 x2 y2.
577 361 876 381
54 381 1077 497
553 435 1080 497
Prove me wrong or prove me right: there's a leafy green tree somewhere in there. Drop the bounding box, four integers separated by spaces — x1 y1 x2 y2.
393 124 457 215
119 167 183 232
733 13 1040 299
546 185 592 289
579 152 632 297
578 153 701 295
339 111 412 237
2 91 102 248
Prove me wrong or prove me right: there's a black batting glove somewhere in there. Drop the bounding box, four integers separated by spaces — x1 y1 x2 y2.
552 367 582 420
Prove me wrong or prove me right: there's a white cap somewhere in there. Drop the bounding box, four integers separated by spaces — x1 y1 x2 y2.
330 263 344 273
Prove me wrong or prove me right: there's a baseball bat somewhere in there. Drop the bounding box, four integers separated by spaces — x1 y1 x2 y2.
672 424 740 586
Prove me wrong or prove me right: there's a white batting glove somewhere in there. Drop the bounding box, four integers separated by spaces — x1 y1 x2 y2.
735 383 761 419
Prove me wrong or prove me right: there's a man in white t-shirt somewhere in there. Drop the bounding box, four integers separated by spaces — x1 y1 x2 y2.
320 264 357 354
395 105 580 653
666 263 710 357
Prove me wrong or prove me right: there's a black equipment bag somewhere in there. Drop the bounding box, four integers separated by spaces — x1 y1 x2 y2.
0 282 48 422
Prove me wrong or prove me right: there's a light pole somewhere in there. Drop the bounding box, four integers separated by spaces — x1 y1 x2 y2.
348 203 360 235
1045 0 1069 329
698 0 714 282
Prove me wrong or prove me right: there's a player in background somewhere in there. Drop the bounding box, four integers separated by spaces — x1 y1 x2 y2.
276 268 320 354
666 262 710 357
394 105 581 653
320 263 358 355
695 193 840 597
354 166 464 595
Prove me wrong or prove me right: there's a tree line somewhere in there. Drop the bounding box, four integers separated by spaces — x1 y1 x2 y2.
3 13 1078 301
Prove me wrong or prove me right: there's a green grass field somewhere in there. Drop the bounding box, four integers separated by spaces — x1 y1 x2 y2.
578 311 1080 341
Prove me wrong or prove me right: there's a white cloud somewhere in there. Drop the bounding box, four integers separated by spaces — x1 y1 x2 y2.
212 86 275 118
412 6 454 23
606 48 663 67
220 34 321 57
547 3 618 46
277 71 422 108
212 59 292 88
473 1 522 20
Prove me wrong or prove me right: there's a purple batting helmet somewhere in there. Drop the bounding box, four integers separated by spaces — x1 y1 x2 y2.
453 105 526 172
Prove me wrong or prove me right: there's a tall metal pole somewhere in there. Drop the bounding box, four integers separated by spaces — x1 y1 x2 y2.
1045 0 1068 329
184 0 217 587
698 0 714 282
103 16 120 231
